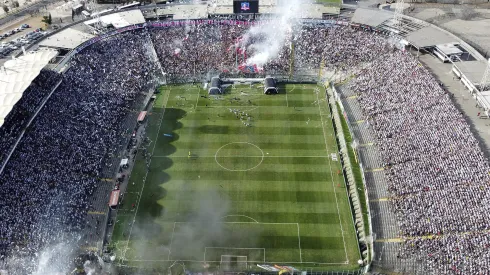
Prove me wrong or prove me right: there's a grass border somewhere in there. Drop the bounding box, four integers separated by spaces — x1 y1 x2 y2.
336 103 369 236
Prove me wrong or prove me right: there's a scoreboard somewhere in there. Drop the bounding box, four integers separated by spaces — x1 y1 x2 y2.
233 0 259 14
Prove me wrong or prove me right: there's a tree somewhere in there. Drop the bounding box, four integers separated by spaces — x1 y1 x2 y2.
41 13 52 25
2 5 9 13
12 1 19 8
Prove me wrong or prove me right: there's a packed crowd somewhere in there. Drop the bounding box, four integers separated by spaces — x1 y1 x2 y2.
346 48 490 273
295 26 389 72
149 23 386 78
0 70 61 165
152 24 246 76
0 20 488 274
0 30 160 272
150 23 291 77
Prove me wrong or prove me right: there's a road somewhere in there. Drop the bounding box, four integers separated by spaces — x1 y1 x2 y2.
0 0 52 28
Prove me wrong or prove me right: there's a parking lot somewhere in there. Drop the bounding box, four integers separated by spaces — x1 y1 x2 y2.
0 15 47 58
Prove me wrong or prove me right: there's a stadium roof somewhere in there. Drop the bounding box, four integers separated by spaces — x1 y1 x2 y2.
453 60 489 86
436 43 463 56
39 28 95 49
406 26 457 49
210 0 276 5
169 5 208 19
298 4 340 17
351 8 392 27
0 49 58 127
85 10 145 28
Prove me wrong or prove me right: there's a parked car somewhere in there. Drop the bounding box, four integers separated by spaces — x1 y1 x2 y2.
21 24 29 28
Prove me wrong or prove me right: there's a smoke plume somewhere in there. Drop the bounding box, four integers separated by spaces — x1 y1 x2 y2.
241 0 312 67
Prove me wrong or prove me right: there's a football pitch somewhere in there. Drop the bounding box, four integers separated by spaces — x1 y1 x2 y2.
112 83 360 271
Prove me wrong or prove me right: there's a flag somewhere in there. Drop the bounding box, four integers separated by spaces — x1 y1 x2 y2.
238 63 262 73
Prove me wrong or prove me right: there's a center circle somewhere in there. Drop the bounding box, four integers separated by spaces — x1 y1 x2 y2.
215 142 264 171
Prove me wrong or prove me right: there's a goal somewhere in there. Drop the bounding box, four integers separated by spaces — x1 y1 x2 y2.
220 255 248 271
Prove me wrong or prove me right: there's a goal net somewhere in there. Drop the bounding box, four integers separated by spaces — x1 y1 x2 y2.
220 255 248 271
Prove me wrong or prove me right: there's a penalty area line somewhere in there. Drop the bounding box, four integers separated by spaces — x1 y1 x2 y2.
297 223 302 263
173 221 298 225
125 259 349 265
204 247 266 263
152 155 330 158
168 222 176 260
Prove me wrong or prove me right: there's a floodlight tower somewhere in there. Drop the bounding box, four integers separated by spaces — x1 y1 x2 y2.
392 0 405 30
480 58 490 93
88 0 103 32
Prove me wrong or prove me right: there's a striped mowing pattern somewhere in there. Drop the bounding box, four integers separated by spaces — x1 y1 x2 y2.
113 84 360 270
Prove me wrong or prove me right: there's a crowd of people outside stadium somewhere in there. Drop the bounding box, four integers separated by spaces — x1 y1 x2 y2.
0 20 488 274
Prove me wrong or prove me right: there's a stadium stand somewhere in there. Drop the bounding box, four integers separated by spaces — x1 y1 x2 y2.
0 31 161 273
1 17 490 274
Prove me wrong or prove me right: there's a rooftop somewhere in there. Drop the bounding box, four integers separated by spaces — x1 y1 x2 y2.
0 49 58 127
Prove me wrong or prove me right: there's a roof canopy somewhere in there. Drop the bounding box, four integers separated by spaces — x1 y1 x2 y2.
85 10 145 28
351 8 392 27
0 49 58 127
436 43 463 55
39 28 95 50
406 26 457 49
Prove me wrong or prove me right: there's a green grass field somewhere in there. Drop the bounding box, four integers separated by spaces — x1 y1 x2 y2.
112 83 360 272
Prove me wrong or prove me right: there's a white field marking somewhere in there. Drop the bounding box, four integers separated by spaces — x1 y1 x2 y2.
214 142 264 172
203 106 254 108
168 222 177 260
116 213 138 217
171 221 298 261
221 215 259 223
287 84 296 108
195 87 200 110
204 247 265 262
170 222 299 263
316 91 349 263
173 221 298 225
296 223 302 263
125 260 349 265
247 106 260 112
152 155 329 158
122 89 171 261
204 105 260 112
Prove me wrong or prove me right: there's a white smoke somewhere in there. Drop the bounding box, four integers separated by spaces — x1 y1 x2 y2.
241 0 312 67
31 242 78 275
83 260 97 275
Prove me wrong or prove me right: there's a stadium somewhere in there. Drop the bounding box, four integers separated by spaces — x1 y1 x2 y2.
1 0 490 274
